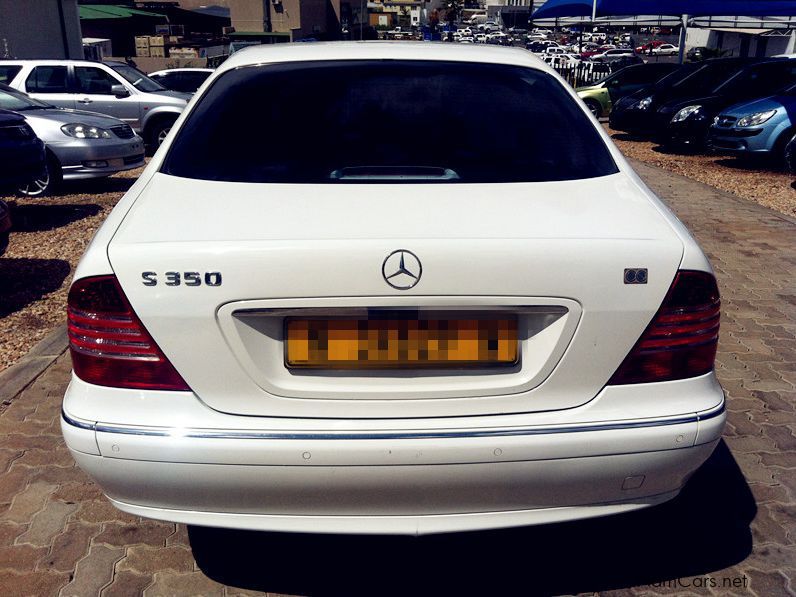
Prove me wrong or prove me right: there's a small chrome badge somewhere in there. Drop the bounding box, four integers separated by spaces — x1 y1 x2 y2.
624 268 648 284
382 250 422 290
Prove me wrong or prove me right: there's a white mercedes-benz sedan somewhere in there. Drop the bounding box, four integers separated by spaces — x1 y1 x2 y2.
61 42 725 535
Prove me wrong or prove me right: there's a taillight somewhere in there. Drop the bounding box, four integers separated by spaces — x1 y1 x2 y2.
608 270 720 385
67 275 190 391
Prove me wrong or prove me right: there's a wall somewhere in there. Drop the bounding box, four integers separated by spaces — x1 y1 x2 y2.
0 0 83 59
108 55 209 73
228 0 267 32
686 28 796 58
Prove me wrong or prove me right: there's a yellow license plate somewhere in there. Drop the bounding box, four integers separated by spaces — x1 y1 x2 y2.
285 316 518 369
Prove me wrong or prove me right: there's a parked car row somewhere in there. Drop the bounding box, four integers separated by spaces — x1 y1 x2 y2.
609 56 796 164
0 60 216 198
576 62 681 117
0 60 189 148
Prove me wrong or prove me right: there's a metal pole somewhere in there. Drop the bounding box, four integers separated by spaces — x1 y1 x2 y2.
591 0 597 24
678 13 688 64
360 0 364 40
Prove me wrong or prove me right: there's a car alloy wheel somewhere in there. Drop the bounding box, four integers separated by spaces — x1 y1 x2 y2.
18 164 51 197
584 99 601 118
157 126 171 145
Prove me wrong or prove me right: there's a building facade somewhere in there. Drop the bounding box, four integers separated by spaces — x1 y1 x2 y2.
0 0 83 59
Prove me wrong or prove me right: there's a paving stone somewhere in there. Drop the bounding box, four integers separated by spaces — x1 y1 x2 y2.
15 500 77 547
144 570 226 596
165 524 190 548
117 544 194 575
100 570 153 597
0 570 70 597
1 482 56 524
0 544 48 571
51 481 103 504
14 448 75 469
748 482 793 505
0 523 24 547
94 521 175 548
760 452 796 469
39 522 100 573
59 544 125 597
73 500 137 525
764 426 796 452
746 568 792 597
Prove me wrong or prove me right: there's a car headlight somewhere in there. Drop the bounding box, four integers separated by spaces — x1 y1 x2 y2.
632 96 653 110
736 110 777 127
61 124 111 139
671 105 703 123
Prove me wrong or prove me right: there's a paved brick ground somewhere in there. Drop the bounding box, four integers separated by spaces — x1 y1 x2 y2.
0 160 794 596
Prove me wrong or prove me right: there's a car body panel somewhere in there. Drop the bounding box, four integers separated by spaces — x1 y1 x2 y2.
106 170 684 418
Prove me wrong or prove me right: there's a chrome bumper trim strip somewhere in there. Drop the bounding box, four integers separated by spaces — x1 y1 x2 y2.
62 398 724 441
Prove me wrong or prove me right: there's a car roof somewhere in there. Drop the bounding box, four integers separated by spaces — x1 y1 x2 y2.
0 59 112 66
217 41 551 76
150 68 213 75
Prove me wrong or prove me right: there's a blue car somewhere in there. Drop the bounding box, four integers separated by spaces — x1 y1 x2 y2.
709 85 796 162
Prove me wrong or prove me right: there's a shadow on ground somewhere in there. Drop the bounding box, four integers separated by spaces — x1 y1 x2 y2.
190 440 754 596
0 258 71 317
9 204 102 232
59 175 137 195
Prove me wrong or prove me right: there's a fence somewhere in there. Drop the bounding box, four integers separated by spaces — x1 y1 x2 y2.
550 59 613 87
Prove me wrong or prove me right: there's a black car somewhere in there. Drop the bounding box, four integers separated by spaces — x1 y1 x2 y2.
609 58 758 136
0 199 10 256
663 59 796 147
148 69 213 94
0 108 45 191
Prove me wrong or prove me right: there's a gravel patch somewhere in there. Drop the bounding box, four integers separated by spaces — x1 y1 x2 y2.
0 166 143 372
607 125 796 219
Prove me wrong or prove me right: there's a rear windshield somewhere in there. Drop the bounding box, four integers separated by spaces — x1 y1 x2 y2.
162 60 618 184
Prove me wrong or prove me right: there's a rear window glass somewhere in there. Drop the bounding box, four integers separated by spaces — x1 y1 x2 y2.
0 65 21 84
162 60 618 184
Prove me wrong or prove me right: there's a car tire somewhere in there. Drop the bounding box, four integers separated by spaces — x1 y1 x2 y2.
17 152 61 198
784 133 796 174
145 117 177 153
584 99 602 118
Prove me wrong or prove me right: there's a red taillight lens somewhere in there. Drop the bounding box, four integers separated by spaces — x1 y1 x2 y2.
608 270 720 385
67 275 190 391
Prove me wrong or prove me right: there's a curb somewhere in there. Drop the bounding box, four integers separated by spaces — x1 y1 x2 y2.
0 324 68 405
628 157 796 228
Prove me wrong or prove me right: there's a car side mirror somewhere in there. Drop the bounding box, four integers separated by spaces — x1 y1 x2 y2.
111 84 130 98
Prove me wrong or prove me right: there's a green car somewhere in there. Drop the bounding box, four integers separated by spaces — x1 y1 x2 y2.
577 84 612 118
577 63 681 118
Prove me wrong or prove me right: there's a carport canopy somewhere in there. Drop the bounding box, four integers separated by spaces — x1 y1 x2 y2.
533 0 796 19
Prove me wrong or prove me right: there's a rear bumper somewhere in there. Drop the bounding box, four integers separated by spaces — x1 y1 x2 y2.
62 389 725 534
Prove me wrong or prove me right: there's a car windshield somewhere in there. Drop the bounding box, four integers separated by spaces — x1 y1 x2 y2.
669 61 750 95
163 60 618 184
109 64 166 92
0 85 52 110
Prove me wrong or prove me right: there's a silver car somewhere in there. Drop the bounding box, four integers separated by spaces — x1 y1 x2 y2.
0 60 189 148
0 83 145 196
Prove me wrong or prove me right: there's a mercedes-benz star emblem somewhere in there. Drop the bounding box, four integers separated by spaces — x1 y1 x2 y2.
382 250 422 290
